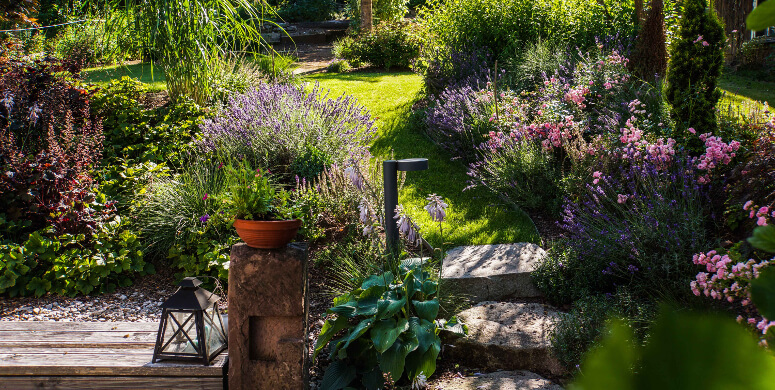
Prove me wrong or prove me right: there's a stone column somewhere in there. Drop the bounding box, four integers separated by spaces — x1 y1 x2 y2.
228 243 309 390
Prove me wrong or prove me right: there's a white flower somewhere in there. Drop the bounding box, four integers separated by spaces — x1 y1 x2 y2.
344 166 363 190
412 372 428 389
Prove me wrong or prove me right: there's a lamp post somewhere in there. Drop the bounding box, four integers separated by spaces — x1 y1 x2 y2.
383 158 428 255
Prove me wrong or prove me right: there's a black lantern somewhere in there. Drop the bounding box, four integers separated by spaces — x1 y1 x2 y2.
152 277 228 365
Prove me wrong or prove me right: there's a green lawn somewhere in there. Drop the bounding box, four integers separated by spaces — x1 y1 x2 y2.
84 62 167 91
719 72 775 108
304 72 540 247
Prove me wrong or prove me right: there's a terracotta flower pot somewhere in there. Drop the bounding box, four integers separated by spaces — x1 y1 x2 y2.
233 219 302 249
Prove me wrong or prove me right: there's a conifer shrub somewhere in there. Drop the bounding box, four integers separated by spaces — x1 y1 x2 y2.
663 0 725 147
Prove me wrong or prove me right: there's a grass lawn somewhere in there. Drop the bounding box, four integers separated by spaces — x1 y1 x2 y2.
84 62 167 91
719 71 775 108
304 71 540 247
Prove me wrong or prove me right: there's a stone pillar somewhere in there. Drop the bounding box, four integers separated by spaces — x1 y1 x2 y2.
228 243 309 390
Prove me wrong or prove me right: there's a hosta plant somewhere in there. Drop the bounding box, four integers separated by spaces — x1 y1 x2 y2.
314 259 464 389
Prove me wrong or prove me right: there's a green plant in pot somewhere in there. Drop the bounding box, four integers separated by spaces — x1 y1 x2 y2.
223 162 302 249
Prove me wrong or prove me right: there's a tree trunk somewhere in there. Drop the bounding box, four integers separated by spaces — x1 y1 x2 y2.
360 0 373 33
635 0 645 25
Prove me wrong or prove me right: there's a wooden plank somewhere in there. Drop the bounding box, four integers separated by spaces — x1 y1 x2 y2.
0 353 226 377
0 330 157 345
0 342 155 349
0 376 223 390
0 347 155 355
0 322 159 332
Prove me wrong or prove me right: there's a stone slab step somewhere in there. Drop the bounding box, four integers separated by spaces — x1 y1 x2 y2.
432 370 563 390
444 302 564 377
441 244 545 303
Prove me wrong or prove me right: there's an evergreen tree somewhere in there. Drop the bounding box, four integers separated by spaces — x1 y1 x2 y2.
664 0 725 145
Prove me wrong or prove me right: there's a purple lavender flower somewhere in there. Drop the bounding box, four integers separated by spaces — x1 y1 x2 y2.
199 214 210 223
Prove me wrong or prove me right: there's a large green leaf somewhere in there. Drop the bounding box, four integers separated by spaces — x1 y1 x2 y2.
371 318 409 353
748 225 775 253
328 302 357 318
408 317 437 355
338 318 373 357
412 299 440 322
314 315 349 360
356 285 386 316
403 269 417 299
379 332 420 382
751 267 775 321
404 338 441 381
747 0 775 31
320 360 357 390
362 272 394 290
375 290 406 320
422 280 437 295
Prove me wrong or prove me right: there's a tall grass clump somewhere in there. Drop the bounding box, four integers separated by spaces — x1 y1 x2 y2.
199 83 376 178
108 0 266 104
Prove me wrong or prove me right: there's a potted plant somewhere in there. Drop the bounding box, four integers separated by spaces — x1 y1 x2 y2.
224 162 302 249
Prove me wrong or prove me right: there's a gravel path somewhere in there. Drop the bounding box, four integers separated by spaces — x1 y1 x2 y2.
0 271 182 322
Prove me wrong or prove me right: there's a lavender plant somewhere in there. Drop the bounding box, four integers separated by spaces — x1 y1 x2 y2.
534 159 712 304
199 83 376 180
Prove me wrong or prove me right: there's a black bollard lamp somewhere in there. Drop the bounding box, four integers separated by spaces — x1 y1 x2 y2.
152 277 228 365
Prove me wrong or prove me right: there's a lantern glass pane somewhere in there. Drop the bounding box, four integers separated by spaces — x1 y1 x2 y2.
161 311 200 355
204 305 227 353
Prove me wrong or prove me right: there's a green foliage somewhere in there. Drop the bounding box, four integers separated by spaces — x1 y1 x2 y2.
474 139 563 214
327 59 352 73
315 260 462 389
333 22 421 70
747 0 775 31
417 0 636 62
108 0 265 104
347 0 408 27
276 0 337 22
571 308 775 390
289 145 333 180
222 161 294 221
91 76 208 167
664 0 725 144
167 227 238 285
551 293 656 371
501 39 567 92
0 218 148 297
54 17 139 66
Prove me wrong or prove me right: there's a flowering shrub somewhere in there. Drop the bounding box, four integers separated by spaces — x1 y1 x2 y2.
199 83 375 179
690 205 775 338
534 159 711 303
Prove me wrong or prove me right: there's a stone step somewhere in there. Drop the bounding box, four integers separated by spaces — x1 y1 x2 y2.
443 302 564 377
441 243 545 303
432 370 563 390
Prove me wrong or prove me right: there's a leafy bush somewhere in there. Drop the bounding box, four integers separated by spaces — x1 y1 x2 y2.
417 0 636 75
501 39 567 92
0 218 148 297
327 59 352 73
551 293 655 371
199 83 375 177
332 22 421 70
664 0 725 144
314 260 445 388
91 76 208 167
416 43 494 95
54 18 139 66
346 0 408 27
276 0 338 22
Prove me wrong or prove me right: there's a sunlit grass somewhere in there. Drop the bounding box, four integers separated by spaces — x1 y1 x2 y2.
84 62 168 91
304 71 540 247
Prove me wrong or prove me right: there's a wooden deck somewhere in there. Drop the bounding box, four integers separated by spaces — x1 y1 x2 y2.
0 321 227 390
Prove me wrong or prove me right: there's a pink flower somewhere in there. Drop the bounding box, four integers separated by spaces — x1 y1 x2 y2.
202 193 209 200
617 194 629 204
744 200 754 210
758 216 768 226
702 41 709 47
688 127 696 134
